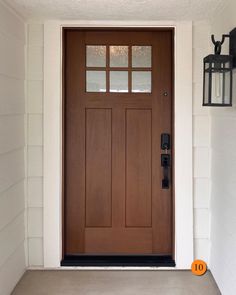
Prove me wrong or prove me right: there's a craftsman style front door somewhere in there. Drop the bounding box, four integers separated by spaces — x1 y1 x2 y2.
63 29 173 264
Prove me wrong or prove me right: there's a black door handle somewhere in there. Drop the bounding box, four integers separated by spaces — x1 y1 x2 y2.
161 154 170 189
161 133 171 150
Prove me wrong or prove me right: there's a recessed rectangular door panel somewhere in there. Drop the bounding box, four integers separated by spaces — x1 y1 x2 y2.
126 109 152 227
85 109 112 227
85 228 152 253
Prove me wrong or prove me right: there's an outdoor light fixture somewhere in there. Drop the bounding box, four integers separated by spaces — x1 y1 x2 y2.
203 28 236 107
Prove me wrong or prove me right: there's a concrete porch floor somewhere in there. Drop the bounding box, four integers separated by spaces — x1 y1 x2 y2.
12 270 221 295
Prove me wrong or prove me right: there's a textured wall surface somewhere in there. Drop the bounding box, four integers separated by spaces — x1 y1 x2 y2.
26 23 44 267
192 21 211 263
4 0 226 21
0 2 26 294
209 0 236 294
26 22 211 267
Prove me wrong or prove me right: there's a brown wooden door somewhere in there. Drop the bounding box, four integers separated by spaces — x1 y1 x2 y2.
63 29 173 256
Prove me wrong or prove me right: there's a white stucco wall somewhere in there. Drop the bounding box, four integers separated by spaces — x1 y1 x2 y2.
26 23 44 267
0 2 26 294
192 21 211 263
209 0 236 294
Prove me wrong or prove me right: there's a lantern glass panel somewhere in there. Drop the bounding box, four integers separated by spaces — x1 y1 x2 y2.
211 71 224 104
210 65 232 105
224 71 231 104
224 61 231 69
204 62 210 71
204 67 209 104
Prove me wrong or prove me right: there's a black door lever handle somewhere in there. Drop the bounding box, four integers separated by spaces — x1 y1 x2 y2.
161 154 170 189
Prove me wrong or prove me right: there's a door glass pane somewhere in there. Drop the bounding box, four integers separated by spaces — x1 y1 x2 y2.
86 46 106 67
132 46 152 68
132 71 151 93
86 71 106 92
110 46 128 67
110 71 128 93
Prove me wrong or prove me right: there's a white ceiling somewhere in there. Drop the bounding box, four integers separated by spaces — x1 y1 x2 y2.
3 0 226 21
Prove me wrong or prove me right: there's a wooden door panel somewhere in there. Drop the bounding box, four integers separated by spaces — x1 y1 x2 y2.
64 29 173 256
111 108 126 228
85 228 152 253
126 109 152 227
85 108 112 227
83 97 152 109
85 31 155 45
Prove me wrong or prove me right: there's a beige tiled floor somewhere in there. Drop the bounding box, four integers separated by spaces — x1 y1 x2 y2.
12 270 221 295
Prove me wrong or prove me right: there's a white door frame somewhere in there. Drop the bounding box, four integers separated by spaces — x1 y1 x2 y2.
43 20 193 269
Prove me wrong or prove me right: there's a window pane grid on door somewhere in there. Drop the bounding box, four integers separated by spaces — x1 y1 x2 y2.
110 46 129 67
110 71 129 93
132 46 152 68
85 45 152 93
86 45 106 67
132 71 152 93
86 70 106 92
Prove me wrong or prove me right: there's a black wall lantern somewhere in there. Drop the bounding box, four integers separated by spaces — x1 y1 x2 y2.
203 28 236 107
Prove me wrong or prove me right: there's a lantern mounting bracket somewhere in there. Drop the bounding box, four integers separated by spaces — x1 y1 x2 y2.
211 28 236 68
211 34 230 55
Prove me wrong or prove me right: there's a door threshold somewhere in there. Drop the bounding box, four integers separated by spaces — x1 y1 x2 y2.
61 255 175 267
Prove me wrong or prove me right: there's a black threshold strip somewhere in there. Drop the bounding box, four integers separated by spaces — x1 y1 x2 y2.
61 255 176 267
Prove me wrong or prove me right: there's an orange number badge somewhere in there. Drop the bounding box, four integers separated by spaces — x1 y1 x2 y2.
191 260 207 276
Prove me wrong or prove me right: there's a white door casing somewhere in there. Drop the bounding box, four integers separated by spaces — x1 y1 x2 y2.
43 20 193 269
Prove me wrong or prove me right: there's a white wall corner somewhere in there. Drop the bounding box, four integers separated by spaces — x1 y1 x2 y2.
0 0 26 23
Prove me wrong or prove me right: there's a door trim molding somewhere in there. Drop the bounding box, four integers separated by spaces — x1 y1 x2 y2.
44 20 193 269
